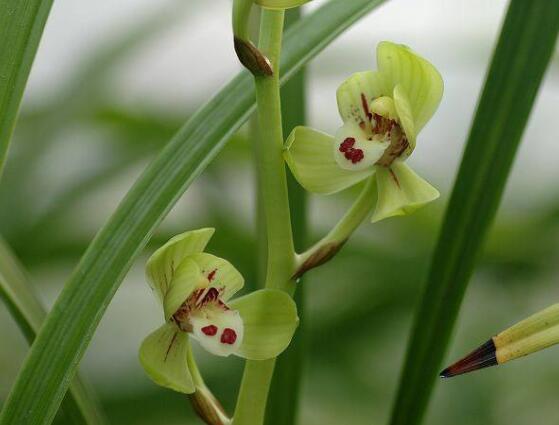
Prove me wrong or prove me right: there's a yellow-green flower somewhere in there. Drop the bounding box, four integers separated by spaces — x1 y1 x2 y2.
284 41 444 222
139 228 298 393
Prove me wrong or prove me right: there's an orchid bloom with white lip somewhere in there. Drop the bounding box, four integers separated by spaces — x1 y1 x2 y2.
284 41 444 222
139 228 298 393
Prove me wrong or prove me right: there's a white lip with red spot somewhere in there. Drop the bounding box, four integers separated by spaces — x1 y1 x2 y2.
140 228 300 394
190 303 243 357
175 284 245 357
333 121 390 171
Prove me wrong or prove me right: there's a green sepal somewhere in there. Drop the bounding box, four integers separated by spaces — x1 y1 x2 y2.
229 289 299 360
139 323 194 394
377 41 443 133
146 228 214 305
163 258 206 320
189 253 244 301
393 84 416 152
284 126 373 194
372 161 439 223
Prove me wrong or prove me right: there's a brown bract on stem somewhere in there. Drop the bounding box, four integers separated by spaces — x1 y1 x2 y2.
189 386 231 425
292 240 347 279
234 37 273 77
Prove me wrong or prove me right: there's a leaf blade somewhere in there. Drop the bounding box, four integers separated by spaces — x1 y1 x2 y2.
0 238 107 425
0 0 54 178
389 2 559 424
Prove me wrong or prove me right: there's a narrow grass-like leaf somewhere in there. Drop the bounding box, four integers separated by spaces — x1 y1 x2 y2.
0 0 54 178
265 8 307 425
0 238 106 425
0 1 387 424
389 2 559 424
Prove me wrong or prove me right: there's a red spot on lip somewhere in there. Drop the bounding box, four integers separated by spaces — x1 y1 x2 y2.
339 137 364 164
339 137 355 152
201 325 218 336
207 269 217 282
350 149 364 163
220 328 237 345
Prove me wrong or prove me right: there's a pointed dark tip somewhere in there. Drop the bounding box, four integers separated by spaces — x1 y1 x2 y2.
439 338 498 379
439 367 455 379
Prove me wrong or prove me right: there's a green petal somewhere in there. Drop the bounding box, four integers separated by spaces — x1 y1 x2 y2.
146 228 214 304
393 84 416 152
284 126 373 194
256 0 310 9
229 289 299 360
163 258 207 320
371 162 439 223
139 323 194 394
189 253 244 301
336 71 389 127
377 41 443 133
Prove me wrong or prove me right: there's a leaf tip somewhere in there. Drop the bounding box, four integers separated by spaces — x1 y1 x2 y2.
440 339 498 378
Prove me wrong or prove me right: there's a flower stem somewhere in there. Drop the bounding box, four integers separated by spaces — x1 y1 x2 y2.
265 7 308 425
251 10 295 293
187 346 231 425
294 175 377 277
232 8 295 425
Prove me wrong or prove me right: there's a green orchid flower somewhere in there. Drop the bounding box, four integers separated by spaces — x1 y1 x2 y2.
284 41 444 222
139 228 299 393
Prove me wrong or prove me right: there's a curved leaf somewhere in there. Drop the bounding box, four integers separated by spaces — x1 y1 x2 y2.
0 238 106 424
0 0 53 178
389 2 559 425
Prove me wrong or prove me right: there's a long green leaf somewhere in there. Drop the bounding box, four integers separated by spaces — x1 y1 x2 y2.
0 1 386 424
389 2 559 424
265 8 307 425
0 0 54 178
0 238 106 425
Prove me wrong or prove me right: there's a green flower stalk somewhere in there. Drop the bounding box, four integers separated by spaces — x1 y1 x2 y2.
284 41 443 222
139 228 299 394
441 303 559 378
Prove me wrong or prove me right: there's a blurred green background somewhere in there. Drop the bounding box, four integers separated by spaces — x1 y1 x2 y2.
1 0 559 424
